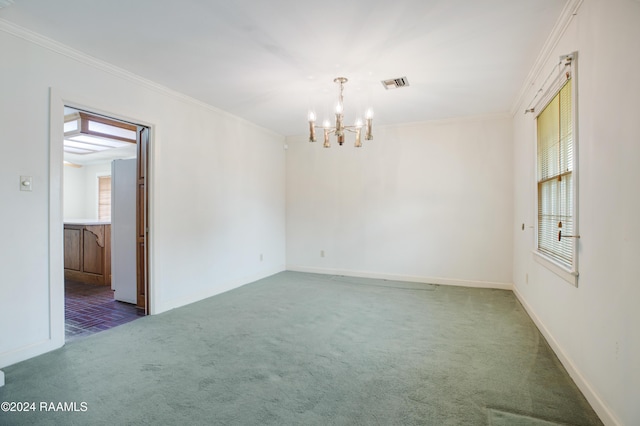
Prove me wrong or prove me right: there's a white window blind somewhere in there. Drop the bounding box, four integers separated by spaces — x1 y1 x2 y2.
536 77 574 268
98 175 112 221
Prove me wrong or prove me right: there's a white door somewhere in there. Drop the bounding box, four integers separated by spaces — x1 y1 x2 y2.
111 158 137 303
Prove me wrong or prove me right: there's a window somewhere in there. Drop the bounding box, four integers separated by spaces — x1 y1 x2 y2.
98 175 112 221
535 54 578 281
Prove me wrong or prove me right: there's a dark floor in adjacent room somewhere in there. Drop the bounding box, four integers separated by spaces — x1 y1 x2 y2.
65 280 144 341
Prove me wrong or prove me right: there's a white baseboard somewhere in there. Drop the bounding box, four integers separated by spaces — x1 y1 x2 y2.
512 286 620 426
155 266 286 314
0 338 64 370
286 265 513 290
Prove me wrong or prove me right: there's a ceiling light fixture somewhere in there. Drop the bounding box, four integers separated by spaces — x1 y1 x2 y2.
64 112 137 155
308 77 373 148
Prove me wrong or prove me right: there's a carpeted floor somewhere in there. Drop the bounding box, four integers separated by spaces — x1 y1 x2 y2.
0 272 602 425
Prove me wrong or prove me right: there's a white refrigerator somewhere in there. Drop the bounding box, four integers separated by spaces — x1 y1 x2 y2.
111 158 137 304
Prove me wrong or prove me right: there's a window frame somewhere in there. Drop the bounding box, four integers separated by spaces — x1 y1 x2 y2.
532 53 579 287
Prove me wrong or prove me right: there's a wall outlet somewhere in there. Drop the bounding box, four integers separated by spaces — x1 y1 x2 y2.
260 253 263 262
320 250 325 258
525 273 529 284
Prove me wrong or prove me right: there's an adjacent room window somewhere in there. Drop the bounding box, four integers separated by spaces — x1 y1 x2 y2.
535 56 577 277
98 175 112 221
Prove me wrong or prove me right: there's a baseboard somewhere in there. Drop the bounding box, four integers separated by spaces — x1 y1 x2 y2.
154 266 287 314
286 265 513 290
0 338 64 370
512 286 620 426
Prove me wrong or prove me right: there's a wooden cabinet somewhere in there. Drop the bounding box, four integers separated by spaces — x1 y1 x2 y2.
64 223 111 285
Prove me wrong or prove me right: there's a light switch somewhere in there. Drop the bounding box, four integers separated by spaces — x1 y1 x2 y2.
20 176 33 192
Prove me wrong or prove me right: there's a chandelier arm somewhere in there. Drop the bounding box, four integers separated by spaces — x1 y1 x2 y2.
308 76 373 147
311 125 364 134
312 125 337 132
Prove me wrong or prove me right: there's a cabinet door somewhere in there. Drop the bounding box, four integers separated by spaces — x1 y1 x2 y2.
82 227 104 275
64 227 81 271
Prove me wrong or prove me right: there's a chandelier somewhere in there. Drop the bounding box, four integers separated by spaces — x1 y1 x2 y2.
308 77 373 148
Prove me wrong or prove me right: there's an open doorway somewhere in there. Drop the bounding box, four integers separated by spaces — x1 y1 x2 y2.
62 106 150 341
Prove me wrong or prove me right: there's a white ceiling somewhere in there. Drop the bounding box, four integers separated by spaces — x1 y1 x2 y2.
0 0 568 136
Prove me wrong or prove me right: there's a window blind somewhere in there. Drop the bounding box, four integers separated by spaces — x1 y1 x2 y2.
98 176 112 221
537 78 573 268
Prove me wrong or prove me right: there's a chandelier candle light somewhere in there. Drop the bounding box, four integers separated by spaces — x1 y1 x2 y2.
308 77 373 148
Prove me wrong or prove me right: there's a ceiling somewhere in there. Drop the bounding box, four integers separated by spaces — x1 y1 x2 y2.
0 0 568 137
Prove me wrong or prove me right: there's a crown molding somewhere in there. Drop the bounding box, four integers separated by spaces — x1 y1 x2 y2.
0 18 282 137
509 0 584 115
0 19 191 103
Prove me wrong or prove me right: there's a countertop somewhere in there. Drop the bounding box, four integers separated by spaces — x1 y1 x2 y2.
64 220 111 226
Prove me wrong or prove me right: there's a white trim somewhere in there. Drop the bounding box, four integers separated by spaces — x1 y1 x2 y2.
155 267 286 313
52 92 157 315
49 87 66 350
513 286 620 426
289 112 512 140
382 112 512 129
532 250 578 287
532 55 579 287
0 18 281 139
0 339 60 370
286 266 513 290
570 53 580 280
510 0 583 115
531 64 572 117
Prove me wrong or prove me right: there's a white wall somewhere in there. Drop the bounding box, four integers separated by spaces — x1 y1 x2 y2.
62 165 85 219
63 161 111 221
0 22 286 368
286 115 514 288
3 2 638 422
511 0 640 425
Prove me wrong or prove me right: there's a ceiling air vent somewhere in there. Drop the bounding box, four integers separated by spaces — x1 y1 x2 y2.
381 76 409 90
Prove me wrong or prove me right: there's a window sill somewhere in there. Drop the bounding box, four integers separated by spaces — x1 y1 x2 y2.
532 250 578 287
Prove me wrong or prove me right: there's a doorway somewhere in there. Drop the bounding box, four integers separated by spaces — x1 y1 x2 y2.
62 106 150 341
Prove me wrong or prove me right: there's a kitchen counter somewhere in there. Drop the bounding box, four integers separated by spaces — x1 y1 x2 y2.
64 222 111 285
64 219 111 225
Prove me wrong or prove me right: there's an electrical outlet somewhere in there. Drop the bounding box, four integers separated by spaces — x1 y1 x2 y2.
525 273 529 284
320 250 325 258
260 253 263 262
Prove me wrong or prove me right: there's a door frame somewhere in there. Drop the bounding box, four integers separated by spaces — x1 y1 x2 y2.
49 87 154 347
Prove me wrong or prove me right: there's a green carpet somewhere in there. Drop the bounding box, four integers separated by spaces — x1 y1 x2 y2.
487 408 570 425
0 272 602 425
